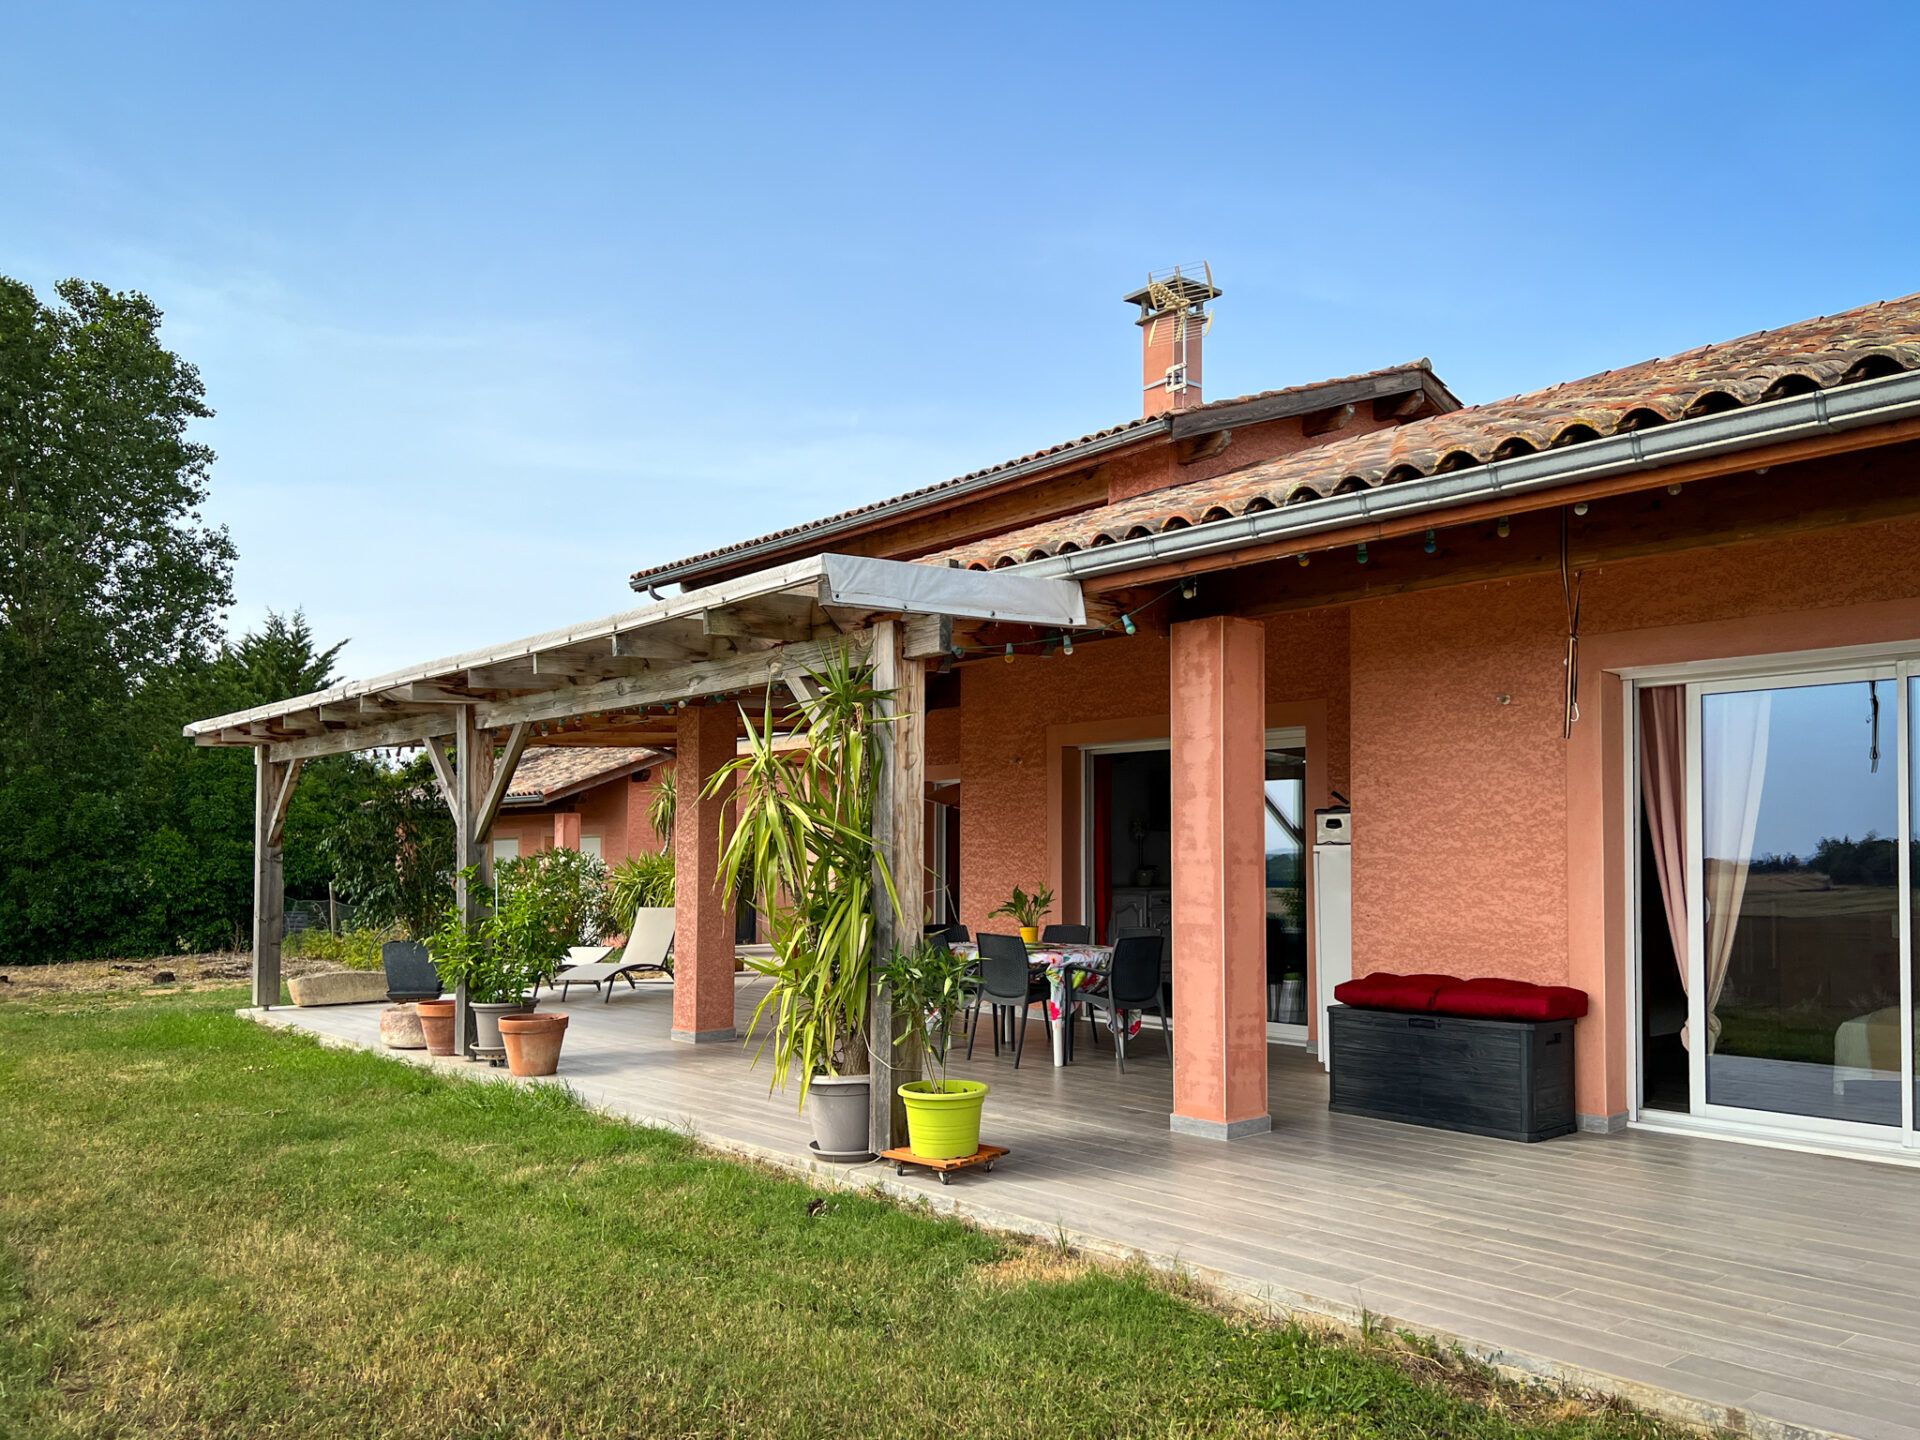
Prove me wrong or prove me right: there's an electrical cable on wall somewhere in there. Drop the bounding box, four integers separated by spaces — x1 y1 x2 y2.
1561 510 1583 739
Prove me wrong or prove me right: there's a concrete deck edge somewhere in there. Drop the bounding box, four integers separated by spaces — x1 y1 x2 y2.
239 1007 1840 1440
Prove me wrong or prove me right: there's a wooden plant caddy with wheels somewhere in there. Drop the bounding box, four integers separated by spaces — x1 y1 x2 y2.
880 1144 1008 1184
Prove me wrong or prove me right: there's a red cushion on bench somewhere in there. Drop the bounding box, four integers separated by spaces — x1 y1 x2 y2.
1431 977 1588 1022
1333 972 1459 1012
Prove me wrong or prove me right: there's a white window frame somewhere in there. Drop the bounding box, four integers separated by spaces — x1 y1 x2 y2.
1623 643 1917 1157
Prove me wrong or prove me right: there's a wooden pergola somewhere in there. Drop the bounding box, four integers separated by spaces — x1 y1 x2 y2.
187 554 1085 1149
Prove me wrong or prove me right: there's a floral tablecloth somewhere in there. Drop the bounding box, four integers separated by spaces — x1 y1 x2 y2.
951 942 1141 1041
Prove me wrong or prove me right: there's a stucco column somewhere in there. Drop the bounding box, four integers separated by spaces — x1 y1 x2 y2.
552 811 581 852
1169 616 1271 1139
672 706 736 1043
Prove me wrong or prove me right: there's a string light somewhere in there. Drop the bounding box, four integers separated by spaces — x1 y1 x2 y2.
1573 502 1589 516
1297 553 1309 567
1121 614 1137 635
1061 633 1074 656
1496 517 1511 538
1002 642 1015 664
1180 579 1197 600
1356 543 1369 565
1667 483 1683 496
1423 529 1437 555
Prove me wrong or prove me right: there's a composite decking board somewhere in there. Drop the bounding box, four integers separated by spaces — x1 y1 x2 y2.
257 990 1920 1440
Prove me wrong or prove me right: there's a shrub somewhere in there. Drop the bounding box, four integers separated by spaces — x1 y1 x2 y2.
609 850 674 929
283 925 395 970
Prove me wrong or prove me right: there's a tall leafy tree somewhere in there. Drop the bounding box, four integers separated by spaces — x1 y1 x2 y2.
0 277 236 962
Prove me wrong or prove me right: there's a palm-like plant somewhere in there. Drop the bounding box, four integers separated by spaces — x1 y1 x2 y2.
647 771 677 847
706 645 900 1103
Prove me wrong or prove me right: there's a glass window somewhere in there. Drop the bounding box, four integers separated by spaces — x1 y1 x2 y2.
1700 679 1900 1126
1263 745 1308 1024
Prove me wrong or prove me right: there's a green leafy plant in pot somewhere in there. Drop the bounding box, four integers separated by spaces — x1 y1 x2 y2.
880 937 986 1160
709 645 900 1160
427 863 576 1064
989 883 1054 946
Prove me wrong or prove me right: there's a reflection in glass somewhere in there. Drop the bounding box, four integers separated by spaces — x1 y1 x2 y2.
1263 747 1307 1024
1701 680 1900 1125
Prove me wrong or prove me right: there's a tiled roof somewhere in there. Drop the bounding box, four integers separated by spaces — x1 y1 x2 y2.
505 746 660 804
627 363 1449 590
935 293 1920 570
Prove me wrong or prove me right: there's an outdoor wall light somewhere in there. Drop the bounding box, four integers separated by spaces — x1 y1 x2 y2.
1180 579 1197 599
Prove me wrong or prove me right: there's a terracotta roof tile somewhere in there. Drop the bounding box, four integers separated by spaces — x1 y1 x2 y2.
933 293 1920 570
627 363 1447 589
505 746 660 804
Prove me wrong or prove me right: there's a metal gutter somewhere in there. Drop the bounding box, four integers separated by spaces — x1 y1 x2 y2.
1015 369 1920 586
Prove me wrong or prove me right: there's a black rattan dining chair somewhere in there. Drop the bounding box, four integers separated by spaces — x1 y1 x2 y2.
1039 924 1090 945
1081 933 1169 1073
965 932 1050 1068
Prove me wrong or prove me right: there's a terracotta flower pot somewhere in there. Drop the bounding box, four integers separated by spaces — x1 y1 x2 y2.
498 1012 568 1077
415 998 457 1056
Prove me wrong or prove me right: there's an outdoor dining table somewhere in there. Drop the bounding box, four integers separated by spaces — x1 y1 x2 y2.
950 941 1136 1067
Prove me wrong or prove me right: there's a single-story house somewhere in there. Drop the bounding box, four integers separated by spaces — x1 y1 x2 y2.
193 278 1920 1163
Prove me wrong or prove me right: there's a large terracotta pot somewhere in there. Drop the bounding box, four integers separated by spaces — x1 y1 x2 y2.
415 998 457 1056
498 1012 568 1077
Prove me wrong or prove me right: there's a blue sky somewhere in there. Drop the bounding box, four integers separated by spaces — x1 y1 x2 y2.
6 3 1918 676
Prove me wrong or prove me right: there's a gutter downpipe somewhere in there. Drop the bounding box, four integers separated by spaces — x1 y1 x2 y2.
1016 370 1920 587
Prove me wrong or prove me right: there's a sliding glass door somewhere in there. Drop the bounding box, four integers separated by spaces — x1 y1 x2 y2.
1674 664 1916 1146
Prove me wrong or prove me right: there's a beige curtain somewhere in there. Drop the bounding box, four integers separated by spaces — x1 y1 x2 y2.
1698 690 1772 1053
1637 686 1688 1008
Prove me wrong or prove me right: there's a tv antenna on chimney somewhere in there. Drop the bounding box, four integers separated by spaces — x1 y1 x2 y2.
1126 263 1221 410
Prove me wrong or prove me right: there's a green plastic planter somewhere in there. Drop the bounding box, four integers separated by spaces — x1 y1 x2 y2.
898 1079 988 1160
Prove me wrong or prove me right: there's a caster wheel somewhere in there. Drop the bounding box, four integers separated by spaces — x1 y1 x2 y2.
895 1165 909 1176
984 1160 995 1172
938 1172 952 1186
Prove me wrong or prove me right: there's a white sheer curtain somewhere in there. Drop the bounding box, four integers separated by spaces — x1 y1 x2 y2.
1698 690 1772 1053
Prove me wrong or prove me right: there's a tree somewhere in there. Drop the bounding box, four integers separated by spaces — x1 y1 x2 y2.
0 277 236 962
125 611 382 953
321 755 455 942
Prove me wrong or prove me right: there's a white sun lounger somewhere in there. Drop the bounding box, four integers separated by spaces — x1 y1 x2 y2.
543 908 675 1001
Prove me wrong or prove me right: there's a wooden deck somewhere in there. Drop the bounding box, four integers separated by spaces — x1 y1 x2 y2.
261 980 1920 1440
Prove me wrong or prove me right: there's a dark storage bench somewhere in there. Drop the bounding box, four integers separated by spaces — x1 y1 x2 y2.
1329 1005 1576 1142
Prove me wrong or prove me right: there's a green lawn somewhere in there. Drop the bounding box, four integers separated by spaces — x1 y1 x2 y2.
0 990 1694 1440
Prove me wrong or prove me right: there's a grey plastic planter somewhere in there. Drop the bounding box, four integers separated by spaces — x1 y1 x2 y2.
471 1000 536 1060
805 1075 872 1161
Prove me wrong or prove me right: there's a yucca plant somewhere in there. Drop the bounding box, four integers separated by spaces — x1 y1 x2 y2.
647 771 677 847
706 644 900 1104
608 849 675 930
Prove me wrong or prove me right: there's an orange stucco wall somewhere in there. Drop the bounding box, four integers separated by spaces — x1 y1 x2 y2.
488 768 670 868
1351 512 1920 1120
955 607 1351 939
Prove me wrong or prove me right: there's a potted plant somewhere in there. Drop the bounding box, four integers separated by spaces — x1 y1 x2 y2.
709 646 899 1161
425 859 578 1065
881 938 986 1160
990 883 1054 946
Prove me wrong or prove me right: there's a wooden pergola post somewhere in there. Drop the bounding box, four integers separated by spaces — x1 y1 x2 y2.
426 712 530 1057
251 748 302 1008
868 619 926 1153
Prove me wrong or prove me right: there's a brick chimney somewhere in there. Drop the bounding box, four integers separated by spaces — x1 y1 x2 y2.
1125 267 1221 417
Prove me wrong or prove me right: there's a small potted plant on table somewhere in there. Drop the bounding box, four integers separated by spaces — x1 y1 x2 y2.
989 883 1054 946
882 937 988 1161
